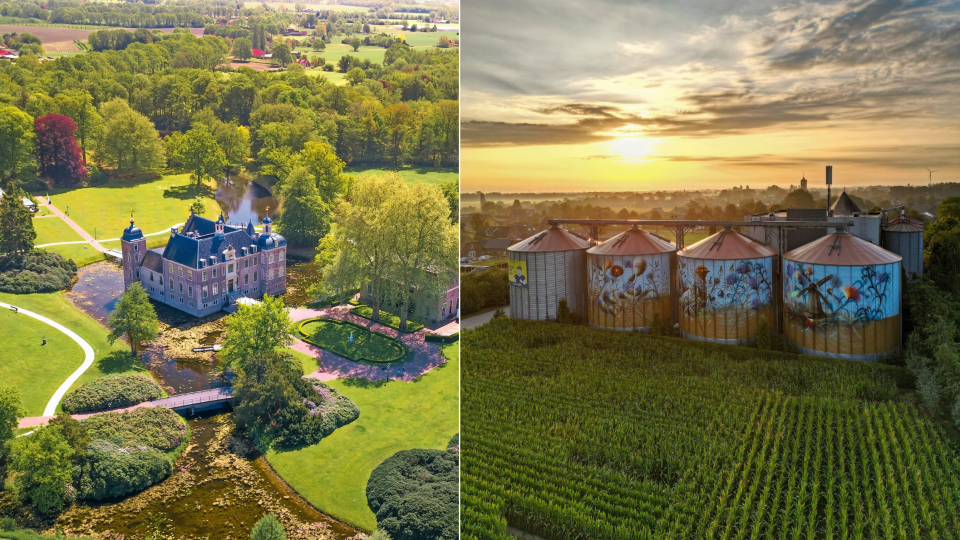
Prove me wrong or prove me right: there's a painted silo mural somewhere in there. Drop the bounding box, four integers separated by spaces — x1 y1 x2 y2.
588 253 672 330
678 257 775 342
783 232 902 360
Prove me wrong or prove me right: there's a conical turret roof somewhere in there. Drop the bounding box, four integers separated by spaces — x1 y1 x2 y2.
509 225 591 253
784 231 901 265
587 226 675 255
830 191 861 216
678 228 776 260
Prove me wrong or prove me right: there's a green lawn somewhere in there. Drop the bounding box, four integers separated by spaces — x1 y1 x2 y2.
299 318 406 363
305 43 387 67
311 70 348 85
38 243 106 268
33 217 84 246
40 174 223 244
397 31 459 48
0 291 149 416
287 347 320 374
345 165 458 186
267 343 459 531
351 305 424 333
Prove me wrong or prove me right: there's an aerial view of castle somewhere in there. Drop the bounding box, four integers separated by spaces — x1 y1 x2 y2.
120 211 287 317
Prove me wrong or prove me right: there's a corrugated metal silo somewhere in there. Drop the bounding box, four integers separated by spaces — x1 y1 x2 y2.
783 231 902 361
507 225 590 321
677 228 777 344
586 226 676 331
882 211 923 279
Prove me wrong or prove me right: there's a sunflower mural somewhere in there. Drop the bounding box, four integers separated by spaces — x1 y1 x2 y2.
587 253 671 331
677 257 774 342
783 261 901 358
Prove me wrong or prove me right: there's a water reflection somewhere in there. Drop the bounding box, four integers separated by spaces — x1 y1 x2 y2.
215 177 278 226
283 258 321 308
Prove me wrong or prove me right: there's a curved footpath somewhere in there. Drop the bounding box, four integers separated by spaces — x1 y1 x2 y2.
0 301 95 417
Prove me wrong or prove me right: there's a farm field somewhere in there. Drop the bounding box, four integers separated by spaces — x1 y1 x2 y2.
0 290 148 415
345 165 458 186
267 342 459 530
461 318 960 540
40 174 223 247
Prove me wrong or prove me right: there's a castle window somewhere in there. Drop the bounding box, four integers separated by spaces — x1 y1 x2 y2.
169 278 173 289
204 303 208 309
188 270 193 281
188 286 193 297
244 274 249 285
179 283 183 294
150 271 154 281
214 299 218 305
134 243 138 251
189 301 193 308
280 250 284 261
134 253 139 262
136 268 140 279
270 254 275 264
213 268 218 278
179 297 183 304
202 271 207 281
203 288 208 299
213 283 218 295
178 267 183 277
150 286 154 292
269 269 274 280
244 259 249 269
228 263 234 273
253 271 258 282
169 263 173 273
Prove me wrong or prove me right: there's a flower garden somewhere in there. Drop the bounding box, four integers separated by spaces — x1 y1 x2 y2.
298 318 407 364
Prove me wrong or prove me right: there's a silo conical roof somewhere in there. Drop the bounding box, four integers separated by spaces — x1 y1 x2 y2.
587 226 675 255
784 231 901 265
678 228 776 259
830 191 861 216
509 225 591 252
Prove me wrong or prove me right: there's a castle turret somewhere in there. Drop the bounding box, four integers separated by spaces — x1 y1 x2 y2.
120 216 146 289
215 212 225 238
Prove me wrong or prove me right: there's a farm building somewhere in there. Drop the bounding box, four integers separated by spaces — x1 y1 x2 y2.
508 225 590 321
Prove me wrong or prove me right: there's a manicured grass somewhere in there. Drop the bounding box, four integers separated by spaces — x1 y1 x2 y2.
299 318 406 363
267 343 459 530
0 290 150 415
351 304 424 333
310 70 348 85
305 43 387 66
33 216 84 246
36 243 106 268
345 165 458 186
287 347 320 374
396 30 459 48
40 174 223 244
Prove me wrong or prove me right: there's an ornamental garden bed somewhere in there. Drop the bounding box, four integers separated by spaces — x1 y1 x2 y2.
351 304 425 333
298 318 407 363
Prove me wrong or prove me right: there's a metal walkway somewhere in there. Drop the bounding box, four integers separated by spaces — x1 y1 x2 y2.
148 387 234 413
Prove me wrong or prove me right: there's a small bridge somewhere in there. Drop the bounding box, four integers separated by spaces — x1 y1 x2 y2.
149 387 234 415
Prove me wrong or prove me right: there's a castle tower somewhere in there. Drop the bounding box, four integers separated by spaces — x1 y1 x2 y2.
120 216 146 290
258 207 287 296
262 207 273 235
215 212 225 237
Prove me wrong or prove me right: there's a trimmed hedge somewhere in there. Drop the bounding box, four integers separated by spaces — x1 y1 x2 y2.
366 448 459 540
62 374 163 413
425 332 458 343
84 406 188 453
299 318 407 363
0 250 77 294
352 304 425 333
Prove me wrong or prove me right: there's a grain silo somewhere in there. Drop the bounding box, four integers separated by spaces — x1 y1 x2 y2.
783 231 902 361
882 211 923 279
586 226 676 332
677 228 777 344
508 225 590 321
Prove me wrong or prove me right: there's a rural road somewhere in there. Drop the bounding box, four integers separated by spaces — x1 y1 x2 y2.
461 306 509 330
0 301 95 417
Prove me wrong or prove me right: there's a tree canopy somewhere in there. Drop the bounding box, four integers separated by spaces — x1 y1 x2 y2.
107 282 160 358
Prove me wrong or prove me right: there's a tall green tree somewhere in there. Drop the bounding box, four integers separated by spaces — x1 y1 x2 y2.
173 124 228 188
54 90 101 156
318 174 403 319
276 167 330 248
439 179 458 223
220 295 296 372
250 513 287 540
7 425 75 513
383 180 458 329
0 184 37 255
350 36 361 51
107 282 159 358
94 99 166 175
0 106 36 183
345 67 366 86
233 351 300 439
294 141 344 203
271 43 292 67
232 37 253 61
0 386 26 458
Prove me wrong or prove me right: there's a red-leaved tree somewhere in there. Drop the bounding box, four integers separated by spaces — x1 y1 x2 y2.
35 113 86 185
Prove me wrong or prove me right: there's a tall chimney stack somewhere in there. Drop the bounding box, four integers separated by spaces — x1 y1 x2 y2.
826 165 833 217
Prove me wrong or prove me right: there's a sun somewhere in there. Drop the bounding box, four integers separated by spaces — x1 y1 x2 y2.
607 137 657 161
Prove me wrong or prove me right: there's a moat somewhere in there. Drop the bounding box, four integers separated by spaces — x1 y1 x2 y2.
44 259 360 540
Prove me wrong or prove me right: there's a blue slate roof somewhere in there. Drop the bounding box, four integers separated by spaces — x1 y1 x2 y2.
141 250 163 273
121 218 143 241
181 214 241 236
258 232 287 249
163 228 258 269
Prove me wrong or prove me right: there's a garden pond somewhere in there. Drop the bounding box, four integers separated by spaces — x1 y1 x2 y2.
48 261 361 539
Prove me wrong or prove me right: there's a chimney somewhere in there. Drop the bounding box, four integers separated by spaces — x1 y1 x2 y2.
825 165 833 217
170 226 178 236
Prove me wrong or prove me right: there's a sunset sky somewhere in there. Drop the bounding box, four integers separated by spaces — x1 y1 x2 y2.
461 0 960 192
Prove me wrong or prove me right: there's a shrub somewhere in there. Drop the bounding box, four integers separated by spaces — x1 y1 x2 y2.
460 268 508 316
61 374 163 414
269 377 360 450
250 514 286 540
84 406 187 453
78 439 172 501
0 250 77 294
366 448 459 540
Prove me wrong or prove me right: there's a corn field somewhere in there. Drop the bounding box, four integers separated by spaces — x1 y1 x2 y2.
461 318 960 540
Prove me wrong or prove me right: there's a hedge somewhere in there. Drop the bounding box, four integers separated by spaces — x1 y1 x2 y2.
0 250 77 294
78 439 172 501
425 332 459 343
351 304 425 333
299 318 407 363
62 374 163 413
84 406 188 453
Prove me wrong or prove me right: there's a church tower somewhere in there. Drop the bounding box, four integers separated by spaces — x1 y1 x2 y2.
120 216 146 290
